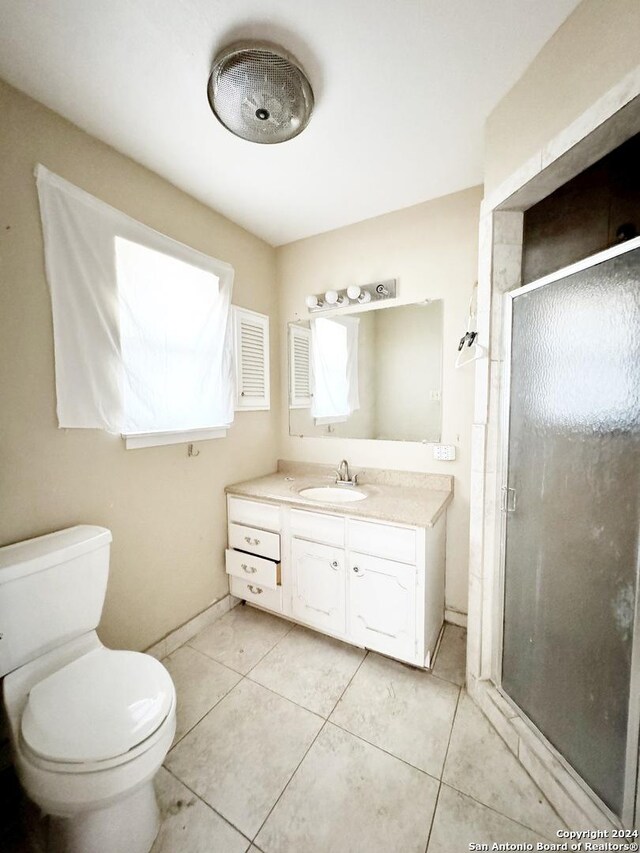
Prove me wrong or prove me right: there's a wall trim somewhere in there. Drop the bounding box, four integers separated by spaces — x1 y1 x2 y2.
146 593 240 660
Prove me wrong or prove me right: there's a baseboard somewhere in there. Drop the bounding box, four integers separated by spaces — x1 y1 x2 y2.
146 594 240 660
445 608 467 628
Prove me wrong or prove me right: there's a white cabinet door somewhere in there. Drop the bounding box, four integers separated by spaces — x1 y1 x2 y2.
348 551 417 664
291 538 346 635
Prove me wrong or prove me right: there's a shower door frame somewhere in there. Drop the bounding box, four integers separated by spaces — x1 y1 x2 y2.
494 234 640 829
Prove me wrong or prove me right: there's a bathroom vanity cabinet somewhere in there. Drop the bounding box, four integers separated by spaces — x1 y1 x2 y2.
225 491 447 669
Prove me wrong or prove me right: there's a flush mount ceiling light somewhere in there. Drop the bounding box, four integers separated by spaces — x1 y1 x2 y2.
207 41 314 144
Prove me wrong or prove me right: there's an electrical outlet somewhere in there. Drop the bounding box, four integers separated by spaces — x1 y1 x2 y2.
432 444 456 461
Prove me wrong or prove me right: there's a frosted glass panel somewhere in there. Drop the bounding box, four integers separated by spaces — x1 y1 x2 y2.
502 246 640 817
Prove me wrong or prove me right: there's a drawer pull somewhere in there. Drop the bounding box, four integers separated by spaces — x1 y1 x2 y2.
244 536 261 546
331 560 339 569
247 584 263 595
241 563 257 574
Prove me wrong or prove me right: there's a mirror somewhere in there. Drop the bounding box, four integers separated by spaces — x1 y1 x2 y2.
288 300 442 442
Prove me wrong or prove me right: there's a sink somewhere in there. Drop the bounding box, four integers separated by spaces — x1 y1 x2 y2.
298 486 368 503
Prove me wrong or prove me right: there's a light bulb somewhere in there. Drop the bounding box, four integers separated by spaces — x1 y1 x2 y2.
305 294 322 309
347 285 361 300
358 290 371 304
325 290 348 306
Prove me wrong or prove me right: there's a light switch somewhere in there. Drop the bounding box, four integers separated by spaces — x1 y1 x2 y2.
432 444 456 461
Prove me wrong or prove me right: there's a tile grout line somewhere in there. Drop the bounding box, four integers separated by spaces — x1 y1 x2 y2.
167 611 295 755
162 764 253 847
437 780 558 842
249 650 371 845
423 684 462 853
241 675 326 721
326 720 443 784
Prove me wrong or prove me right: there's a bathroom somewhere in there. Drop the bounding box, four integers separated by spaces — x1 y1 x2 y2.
0 1 639 851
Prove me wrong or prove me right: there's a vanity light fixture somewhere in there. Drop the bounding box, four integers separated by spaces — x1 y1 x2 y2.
305 279 397 313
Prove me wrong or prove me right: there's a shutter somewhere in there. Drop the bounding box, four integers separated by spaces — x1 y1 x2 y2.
233 307 270 411
289 324 312 408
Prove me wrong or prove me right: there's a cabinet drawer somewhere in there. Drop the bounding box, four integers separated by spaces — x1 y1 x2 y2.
229 575 283 614
228 497 280 532
290 509 345 547
225 549 280 590
348 518 416 565
228 523 281 561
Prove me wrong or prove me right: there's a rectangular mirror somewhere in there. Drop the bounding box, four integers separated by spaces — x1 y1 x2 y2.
288 300 442 442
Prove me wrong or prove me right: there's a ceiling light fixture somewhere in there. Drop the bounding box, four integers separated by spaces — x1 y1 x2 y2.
207 41 314 144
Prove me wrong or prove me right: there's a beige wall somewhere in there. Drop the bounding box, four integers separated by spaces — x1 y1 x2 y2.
485 0 640 194
277 186 482 617
0 80 280 652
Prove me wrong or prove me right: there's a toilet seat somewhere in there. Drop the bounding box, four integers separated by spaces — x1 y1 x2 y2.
21 648 174 765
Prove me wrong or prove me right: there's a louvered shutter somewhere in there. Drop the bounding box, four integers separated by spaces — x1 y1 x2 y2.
289 324 312 408
233 307 270 410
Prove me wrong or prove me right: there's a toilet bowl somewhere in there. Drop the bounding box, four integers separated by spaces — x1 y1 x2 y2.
0 526 176 853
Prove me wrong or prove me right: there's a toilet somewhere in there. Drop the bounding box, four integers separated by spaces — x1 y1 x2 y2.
0 525 176 853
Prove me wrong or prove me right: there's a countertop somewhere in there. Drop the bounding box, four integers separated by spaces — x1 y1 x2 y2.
225 461 454 529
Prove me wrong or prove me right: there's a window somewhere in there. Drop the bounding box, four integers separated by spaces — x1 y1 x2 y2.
36 165 235 447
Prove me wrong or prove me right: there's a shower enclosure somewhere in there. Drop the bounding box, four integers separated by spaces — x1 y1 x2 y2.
499 236 640 826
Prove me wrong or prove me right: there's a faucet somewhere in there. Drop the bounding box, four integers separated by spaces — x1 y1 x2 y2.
335 459 358 486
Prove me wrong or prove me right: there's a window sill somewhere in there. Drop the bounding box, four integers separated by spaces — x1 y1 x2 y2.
314 416 348 426
123 426 228 450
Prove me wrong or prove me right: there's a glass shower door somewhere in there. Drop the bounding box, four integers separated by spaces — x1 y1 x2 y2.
500 238 640 824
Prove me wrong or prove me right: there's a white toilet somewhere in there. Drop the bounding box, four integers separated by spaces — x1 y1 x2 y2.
0 525 176 853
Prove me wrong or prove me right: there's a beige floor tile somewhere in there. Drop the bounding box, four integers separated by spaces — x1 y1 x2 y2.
255 723 438 853
152 767 249 853
443 693 560 838
330 652 459 777
427 785 546 853
162 645 241 742
432 624 467 686
248 625 366 716
188 604 292 674
165 679 323 839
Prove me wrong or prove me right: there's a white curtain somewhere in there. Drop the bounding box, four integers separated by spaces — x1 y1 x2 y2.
311 316 360 422
36 165 235 434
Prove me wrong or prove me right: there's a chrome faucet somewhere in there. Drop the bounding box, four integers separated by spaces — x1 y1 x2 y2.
335 459 358 486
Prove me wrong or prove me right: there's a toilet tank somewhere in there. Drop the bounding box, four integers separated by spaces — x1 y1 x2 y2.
0 526 112 677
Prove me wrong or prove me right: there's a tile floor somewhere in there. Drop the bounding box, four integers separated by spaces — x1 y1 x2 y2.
2 604 566 852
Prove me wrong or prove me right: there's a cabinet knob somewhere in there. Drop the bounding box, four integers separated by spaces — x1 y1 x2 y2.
352 566 360 574
247 585 263 595
331 560 339 568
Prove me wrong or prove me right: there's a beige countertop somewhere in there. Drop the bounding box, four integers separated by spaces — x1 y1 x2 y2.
225 461 454 529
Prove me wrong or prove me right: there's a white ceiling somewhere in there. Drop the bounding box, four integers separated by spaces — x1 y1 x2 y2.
0 0 580 245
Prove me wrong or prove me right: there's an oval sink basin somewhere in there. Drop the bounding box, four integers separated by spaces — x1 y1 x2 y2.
298 486 368 503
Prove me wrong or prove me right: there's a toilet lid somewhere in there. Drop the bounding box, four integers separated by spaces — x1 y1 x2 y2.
21 648 174 763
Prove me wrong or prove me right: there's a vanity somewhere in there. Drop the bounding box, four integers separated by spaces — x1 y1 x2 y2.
224 461 453 668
